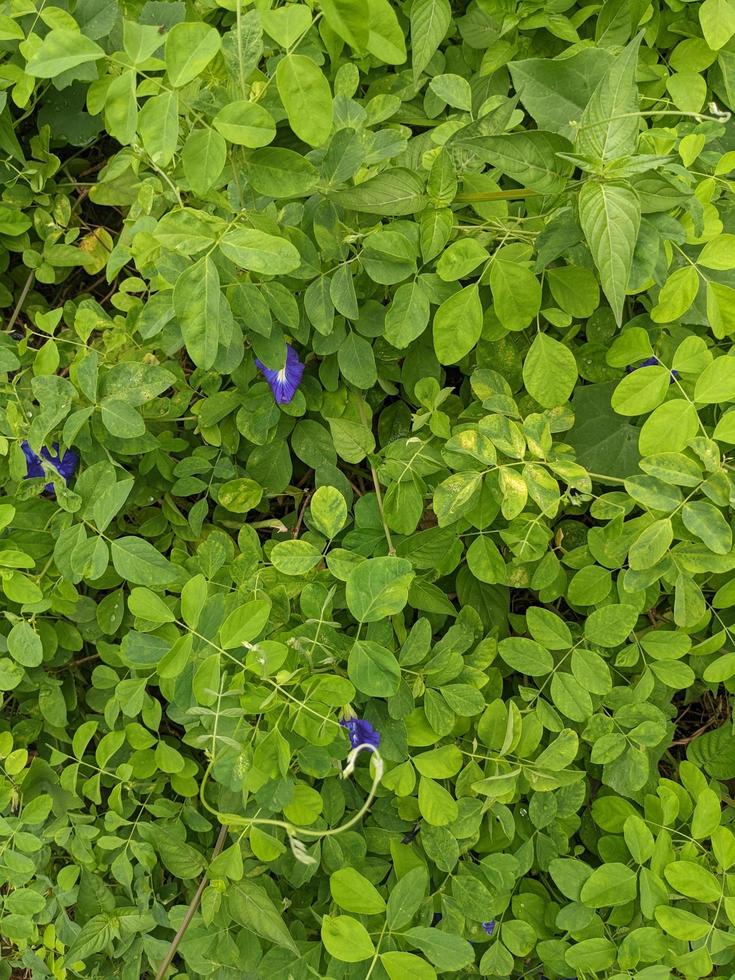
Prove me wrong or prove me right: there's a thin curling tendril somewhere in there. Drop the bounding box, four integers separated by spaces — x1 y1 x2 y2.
199 743 384 861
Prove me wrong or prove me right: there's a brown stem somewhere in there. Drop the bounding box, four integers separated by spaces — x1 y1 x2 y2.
153 824 228 980
7 271 35 334
292 490 311 539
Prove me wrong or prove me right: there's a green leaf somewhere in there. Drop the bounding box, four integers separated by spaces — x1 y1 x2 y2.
584 604 638 647
228 880 299 952
276 54 333 147
138 91 179 167
411 0 451 78
128 588 175 623
418 776 458 825
213 101 275 147
579 180 640 325
699 0 735 49
575 34 641 162
110 537 177 587
173 255 221 370
433 284 482 365
346 557 415 622
25 29 104 78
682 500 732 554
348 640 401 696
382 952 436 980
472 131 573 194
338 332 377 388
498 637 553 676
664 861 721 902
165 22 221 88
331 169 426 215
8 622 43 668
321 915 375 962
330 868 386 914
219 599 271 649
271 539 323 576
246 147 319 197
219 229 301 275
386 867 429 930
366 0 407 64
490 252 541 329
319 0 369 49
385 280 430 348
650 265 700 323
403 927 474 971
310 486 348 538
694 355 735 404
523 332 578 407
579 863 637 907
182 128 226 195
510 49 615 140
628 518 673 569
655 906 710 940
611 364 670 416
100 398 145 439
565 938 617 972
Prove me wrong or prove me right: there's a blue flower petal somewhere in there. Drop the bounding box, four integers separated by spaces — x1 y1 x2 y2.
255 344 304 405
625 355 678 384
340 717 381 749
482 920 496 936
21 441 78 495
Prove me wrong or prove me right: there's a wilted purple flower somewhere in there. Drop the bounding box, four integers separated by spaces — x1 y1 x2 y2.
255 344 304 405
482 920 496 936
340 717 381 750
21 441 78 494
626 356 678 383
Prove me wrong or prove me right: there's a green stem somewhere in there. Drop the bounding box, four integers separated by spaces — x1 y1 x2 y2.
154 823 228 980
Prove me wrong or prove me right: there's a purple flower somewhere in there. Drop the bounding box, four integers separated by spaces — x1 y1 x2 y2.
431 912 443 926
482 920 496 936
255 344 304 405
21 441 78 494
340 717 381 750
626 356 678 383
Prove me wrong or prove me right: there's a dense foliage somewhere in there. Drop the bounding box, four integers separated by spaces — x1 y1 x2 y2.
3 0 735 977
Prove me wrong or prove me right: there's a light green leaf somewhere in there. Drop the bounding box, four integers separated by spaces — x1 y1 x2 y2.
330 868 386 914
321 916 375 962
523 332 578 407
165 22 221 88
579 180 640 325
276 54 333 147
575 34 641 161
433 284 482 365
26 29 104 78
219 228 301 275
650 265 700 323
411 0 451 78
173 255 221 370
213 101 275 147
346 556 414 622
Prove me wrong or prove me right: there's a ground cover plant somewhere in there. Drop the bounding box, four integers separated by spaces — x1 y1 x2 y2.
4 0 735 977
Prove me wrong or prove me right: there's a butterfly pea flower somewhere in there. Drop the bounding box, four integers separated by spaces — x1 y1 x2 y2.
340 717 381 750
431 912 443 926
626 355 678 383
255 344 304 405
21 441 78 494
482 920 496 936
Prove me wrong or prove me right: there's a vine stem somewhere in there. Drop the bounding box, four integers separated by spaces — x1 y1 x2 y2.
356 399 395 555
198 745 383 839
154 823 228 980
7 270 35 333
